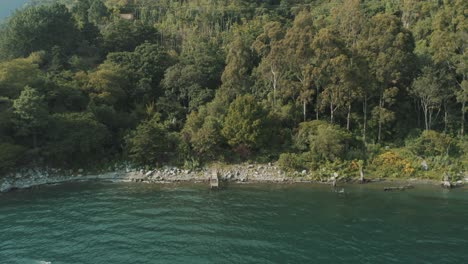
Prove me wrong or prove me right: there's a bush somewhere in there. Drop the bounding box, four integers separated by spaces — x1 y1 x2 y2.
370 150 415 178
294 120 330 151
222 94 268 156
309 124 352 161
45 112 110 166
125 115 179 166
278 153 306 172
293 120 353 162
0 143 26 171
408 130 455 157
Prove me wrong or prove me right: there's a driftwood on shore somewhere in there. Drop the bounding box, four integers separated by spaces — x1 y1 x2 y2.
384 185 415 191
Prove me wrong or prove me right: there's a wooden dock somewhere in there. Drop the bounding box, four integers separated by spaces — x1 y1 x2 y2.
210 170 220 190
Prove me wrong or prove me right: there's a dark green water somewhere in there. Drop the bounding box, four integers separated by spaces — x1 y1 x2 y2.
0 183 467 264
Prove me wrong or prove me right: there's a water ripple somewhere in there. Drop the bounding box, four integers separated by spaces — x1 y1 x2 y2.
0 183 467 263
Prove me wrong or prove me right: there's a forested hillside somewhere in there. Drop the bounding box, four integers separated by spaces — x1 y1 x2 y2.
0 0 466 180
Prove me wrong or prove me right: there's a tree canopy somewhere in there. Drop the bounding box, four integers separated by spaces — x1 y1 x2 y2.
0 0 466 177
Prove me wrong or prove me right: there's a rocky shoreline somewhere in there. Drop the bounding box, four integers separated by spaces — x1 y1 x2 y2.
0 163 288 192
1 163 466 193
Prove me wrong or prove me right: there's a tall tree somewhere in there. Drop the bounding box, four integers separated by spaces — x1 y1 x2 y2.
13 86 48 149
222 94 267 155
283 11 316 122
220 31 255 100
311 28 353 125
0 54 43 99
253 22 286 107
411 66 444 131
0 4 79 59
331 0 367 131
430 0 467 135
359 13 415 142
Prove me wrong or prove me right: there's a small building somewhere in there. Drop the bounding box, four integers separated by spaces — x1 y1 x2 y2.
119 13 135 20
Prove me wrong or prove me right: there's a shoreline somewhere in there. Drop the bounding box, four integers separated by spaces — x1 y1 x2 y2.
1 163 464 193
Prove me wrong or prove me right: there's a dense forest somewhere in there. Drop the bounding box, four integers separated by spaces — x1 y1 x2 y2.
0 0 466 180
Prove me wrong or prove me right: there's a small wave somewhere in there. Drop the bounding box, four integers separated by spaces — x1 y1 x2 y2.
37 261 51 264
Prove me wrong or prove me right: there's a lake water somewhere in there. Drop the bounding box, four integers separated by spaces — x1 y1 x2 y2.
0 182 467 263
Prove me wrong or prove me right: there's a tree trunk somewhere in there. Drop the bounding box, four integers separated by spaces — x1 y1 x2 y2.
33 131 37 149
303 100 307 122
363 95 368 144
330 101 334 123
423 103 429 131
271 66 277 107
378 96 383 143
316 86 320 120
462 101 465 136
444 102 448 134
346 103 351 130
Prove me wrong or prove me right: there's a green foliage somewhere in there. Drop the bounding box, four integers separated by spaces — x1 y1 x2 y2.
278 152 313 172
369 149 416 178
310 124 352 162
45 112 110 166
294 120 330 151
0 4 80 59
408 130 454 157
86 61 131 108
0 143 26 170
0 54 43 98
125 115 178 166
0 0 466 175
222 94 268 155
12 86 49 147
88 0 109 25
183 112 223 160
102 19 159 53
293 120 352 161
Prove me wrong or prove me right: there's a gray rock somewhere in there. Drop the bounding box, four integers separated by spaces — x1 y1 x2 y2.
78 168 84 173
0 182 13 192
441 181 452 188
302 170 307 175
421 160 428 171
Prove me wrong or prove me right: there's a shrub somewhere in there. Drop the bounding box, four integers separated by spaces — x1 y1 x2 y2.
278 153 305 172
293 120 330 151
309 124 352 162
222 94 268 155
370 150 415 178
408 130 454 157
125 115 178 166
0 143 26 171
45 112 110 166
